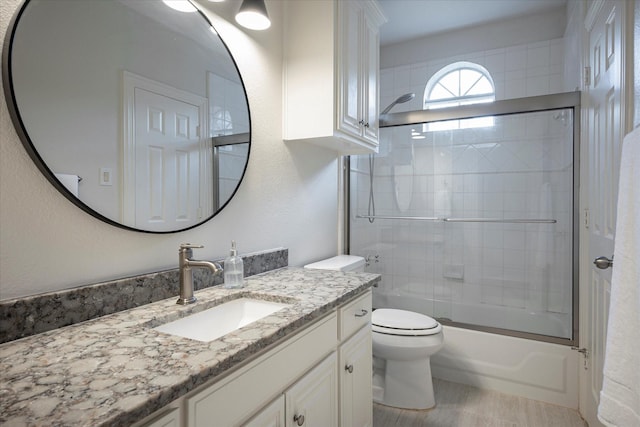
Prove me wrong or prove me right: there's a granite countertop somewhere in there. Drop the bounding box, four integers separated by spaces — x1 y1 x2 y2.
0 267 380 427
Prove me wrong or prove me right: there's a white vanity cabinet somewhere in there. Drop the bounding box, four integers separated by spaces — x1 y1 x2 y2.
244 396 285 427
283 0 386 154
245 353 338 427
338 291 373 427
136 290 372 427
141 408 181 427
285 353 339 426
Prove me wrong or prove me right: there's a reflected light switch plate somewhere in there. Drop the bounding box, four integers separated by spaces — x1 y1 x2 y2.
100 168 113 186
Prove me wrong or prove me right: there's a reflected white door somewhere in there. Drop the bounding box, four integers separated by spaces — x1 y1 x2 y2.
580 1 627 424
134 88 202 231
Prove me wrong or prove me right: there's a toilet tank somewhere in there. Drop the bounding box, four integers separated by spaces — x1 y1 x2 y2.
303 255 365 272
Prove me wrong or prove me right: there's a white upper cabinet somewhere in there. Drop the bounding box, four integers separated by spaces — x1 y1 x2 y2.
283 0 386 155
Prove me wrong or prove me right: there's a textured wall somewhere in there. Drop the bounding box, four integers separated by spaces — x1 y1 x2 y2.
635 0 640 128
0 0 340 300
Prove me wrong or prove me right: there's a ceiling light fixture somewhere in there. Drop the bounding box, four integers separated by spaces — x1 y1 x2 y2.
235 0 271 30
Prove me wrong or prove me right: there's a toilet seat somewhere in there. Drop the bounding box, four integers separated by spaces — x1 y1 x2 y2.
372 309 442 336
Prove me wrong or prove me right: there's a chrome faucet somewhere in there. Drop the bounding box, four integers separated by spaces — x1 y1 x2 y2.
177 243 223 305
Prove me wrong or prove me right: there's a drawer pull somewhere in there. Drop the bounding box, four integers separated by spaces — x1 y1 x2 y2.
345 364 354 373
354 309 368 318
294 414 305 426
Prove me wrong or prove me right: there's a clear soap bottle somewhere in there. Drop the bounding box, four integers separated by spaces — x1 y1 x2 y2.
223 241 244 289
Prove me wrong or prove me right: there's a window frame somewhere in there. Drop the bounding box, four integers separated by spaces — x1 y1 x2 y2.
423 62 495 131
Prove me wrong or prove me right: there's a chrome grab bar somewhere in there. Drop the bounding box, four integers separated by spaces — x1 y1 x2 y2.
355 215 556 224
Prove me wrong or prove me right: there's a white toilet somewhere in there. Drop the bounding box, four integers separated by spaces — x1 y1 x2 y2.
304 255 444 410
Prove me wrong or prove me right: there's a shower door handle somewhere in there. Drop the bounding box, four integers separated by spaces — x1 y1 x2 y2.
593 256 613 270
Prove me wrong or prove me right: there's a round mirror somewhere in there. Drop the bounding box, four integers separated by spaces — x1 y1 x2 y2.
3 0 250 233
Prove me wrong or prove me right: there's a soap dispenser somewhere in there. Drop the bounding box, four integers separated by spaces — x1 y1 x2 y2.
223 241 244 289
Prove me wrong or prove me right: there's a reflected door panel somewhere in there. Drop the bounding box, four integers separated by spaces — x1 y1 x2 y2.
133 88 202 231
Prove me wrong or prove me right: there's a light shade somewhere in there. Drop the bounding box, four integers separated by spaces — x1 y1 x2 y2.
235 0 271 30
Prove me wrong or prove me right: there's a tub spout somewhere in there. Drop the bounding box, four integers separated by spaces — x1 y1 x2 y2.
177 243 223 305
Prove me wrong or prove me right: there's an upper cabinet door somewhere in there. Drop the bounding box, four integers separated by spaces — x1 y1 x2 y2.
361 8 381 145
283 0 386 155
337 0 364 138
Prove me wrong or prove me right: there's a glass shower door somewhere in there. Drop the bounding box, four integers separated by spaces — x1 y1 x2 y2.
350 101 577 343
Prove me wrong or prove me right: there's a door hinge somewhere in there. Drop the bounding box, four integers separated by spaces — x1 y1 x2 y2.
572 346 590 370
584 66 591 87
584 208 590 229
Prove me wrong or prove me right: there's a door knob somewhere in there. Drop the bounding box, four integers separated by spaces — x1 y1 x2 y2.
593 256 613 269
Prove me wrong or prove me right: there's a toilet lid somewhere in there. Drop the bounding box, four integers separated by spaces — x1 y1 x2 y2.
372 309 441 336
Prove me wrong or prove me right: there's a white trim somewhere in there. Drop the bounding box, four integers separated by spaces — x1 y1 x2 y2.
585 0 606 31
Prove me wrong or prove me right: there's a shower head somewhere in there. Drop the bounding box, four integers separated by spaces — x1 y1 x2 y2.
381 93 416 115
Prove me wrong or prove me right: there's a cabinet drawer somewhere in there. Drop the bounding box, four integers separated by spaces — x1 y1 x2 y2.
338 290 371 341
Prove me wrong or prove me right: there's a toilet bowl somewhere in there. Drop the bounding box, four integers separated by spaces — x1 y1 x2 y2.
372 308 443 409
304 255 445 410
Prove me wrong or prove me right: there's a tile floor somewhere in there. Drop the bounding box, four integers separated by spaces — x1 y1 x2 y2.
373 378 587 427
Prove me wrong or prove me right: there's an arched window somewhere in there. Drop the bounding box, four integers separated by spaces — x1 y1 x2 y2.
423 61 494 131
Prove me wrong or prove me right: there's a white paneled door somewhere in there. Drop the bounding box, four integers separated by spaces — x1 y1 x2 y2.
134 88 202 231
581 0 628 424
122 72 210 231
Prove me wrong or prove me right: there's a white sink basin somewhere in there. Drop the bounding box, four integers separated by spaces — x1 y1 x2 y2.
154 298 290 342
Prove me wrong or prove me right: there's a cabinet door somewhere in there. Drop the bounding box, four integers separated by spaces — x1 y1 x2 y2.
286 353 338 427
244 396 285 427
139 408 180 427
187 314 337 427
336 0 363 139
339 326 373 427
361 8 380 146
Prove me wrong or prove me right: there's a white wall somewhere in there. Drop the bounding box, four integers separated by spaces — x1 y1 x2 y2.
0 0 340 300
635 0 640 127
380 7 566 69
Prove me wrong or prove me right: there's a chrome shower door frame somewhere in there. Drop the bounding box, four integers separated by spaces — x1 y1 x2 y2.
345 91 581 346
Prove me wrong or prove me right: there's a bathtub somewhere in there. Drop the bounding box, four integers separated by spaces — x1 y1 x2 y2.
373 288 572 339
373 288 580 409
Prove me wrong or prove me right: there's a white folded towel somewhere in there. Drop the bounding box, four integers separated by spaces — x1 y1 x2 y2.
54 173 80 197
597 127 640 427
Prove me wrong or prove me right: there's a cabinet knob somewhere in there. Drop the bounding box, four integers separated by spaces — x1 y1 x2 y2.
293 414 305 426
354 309 368 318
345 364 354 373
358 119 365 125
363 122 370 128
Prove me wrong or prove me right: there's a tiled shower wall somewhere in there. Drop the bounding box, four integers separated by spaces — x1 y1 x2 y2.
350 39 574 338
379 38 565 116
